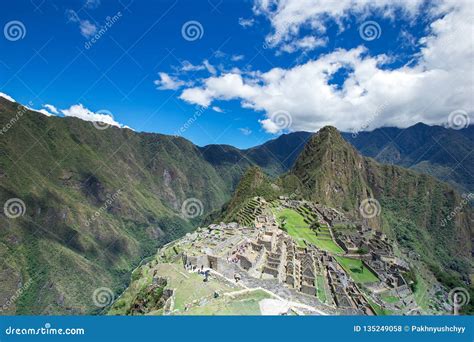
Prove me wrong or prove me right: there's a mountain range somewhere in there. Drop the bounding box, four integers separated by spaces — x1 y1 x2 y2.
0 96 471 314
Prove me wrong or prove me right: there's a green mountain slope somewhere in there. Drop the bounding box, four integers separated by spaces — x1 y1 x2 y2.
0 98 235 314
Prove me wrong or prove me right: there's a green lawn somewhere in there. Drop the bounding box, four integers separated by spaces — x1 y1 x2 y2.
381 293 399 304
275 208 343 253
367 298 394 315
182 290 271 315
335 257 379 283
316 275 327 302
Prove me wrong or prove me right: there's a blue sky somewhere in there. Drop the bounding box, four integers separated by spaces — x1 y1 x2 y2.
0 0 472 148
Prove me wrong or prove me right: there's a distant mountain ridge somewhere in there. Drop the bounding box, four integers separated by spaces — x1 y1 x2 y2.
342 123 474 193
201 123 474 193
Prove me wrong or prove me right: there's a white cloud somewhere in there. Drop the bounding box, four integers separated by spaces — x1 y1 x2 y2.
203 59 216 75
258 119 280 134
0 92 15 102
154 72 186 90
176 1 473 134
0 94 56 116
66 9 97 38
43 104 59 114
29 108 54 116
231 54 245 62
279 36 327 53
180 60 206 72
85 0 100 9
180 73 259 107
212 106 224 113
239 127 252 135
254 0 425 49
79 20 97 38
61 104 124 127
238 17 255 28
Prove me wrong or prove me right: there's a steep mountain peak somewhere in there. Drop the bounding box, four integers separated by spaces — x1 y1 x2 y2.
308 125 352 151
291 126 372 215
298 125 361 166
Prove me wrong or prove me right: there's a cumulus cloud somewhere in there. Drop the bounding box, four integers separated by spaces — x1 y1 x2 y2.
43 104 59 114
154 72 186 90
176 1 473 134
61 104 124 127
254 0 425 50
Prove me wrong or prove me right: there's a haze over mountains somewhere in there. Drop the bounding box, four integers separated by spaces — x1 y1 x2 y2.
0 97 472 314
